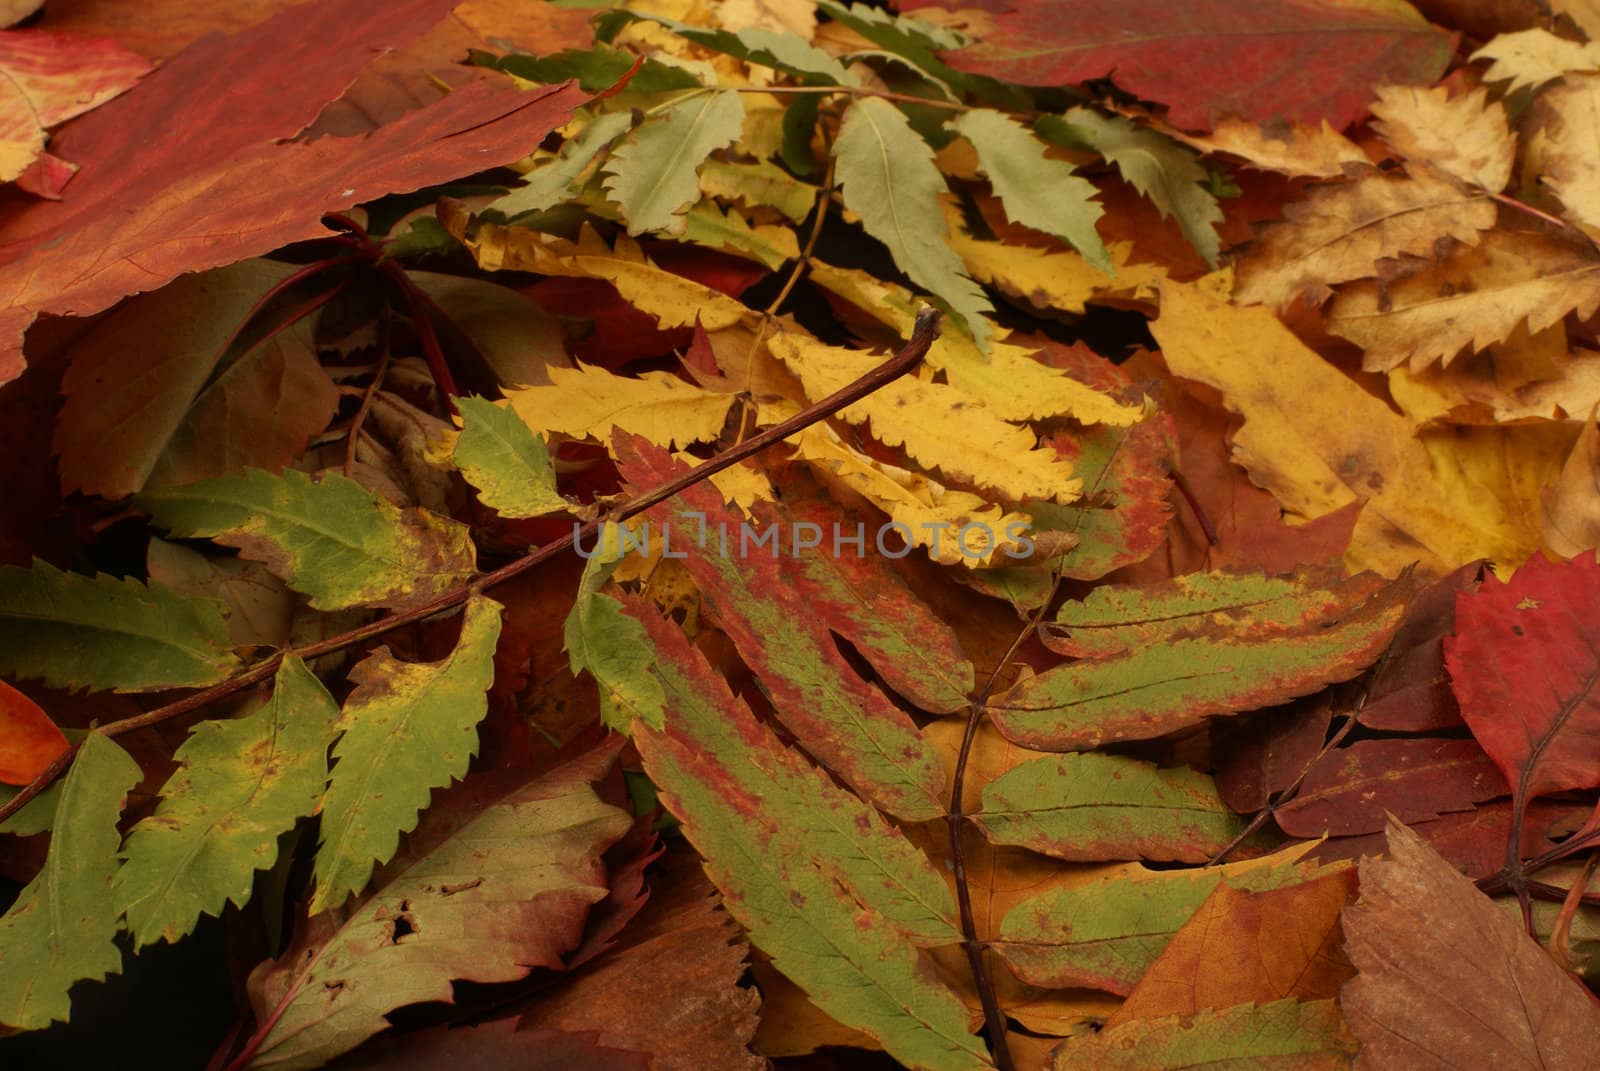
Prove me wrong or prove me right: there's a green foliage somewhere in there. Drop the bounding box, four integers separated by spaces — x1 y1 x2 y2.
139 467 478 612
603 89 746 235
833 97 993 348
310 596 503 913
1049 998 1357 1068
0 734 140 1029
490 109 635 220
481 45 701 93
116 657 340 948
949 108 1109 271
1037 108 1223 267
0 560 239 692
449 397 567 518
563 523 665 731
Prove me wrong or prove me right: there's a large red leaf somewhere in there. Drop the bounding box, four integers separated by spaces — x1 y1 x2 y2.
941 0 1455 132
1446 554 1600 802
0 0 588 386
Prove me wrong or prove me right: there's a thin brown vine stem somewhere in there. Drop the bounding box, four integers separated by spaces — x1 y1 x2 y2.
0 310 943 829
344 327 393 477
1490 190 1591 242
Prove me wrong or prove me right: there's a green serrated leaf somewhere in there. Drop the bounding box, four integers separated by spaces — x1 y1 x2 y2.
564 523 665 732
832 97 993 348
450 397 567 518
976 752 1252 863
1039 109 1222 268
603 90 745 236
950 109 1108 272
0 560 239 692
139 468 478 612
490 110 635 220
996 848 1332 993
1049 998 1357 1069
0 733 140 1030
310 595 503 913
620 601 986 1071
116 657 340 948
989 571 1408 749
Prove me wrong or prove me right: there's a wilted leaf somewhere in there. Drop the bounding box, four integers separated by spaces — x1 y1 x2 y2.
311 596 503 913
244 741 631 1070
139 468 478 612
115 657 335 948
1341 817 1600 1069
0 733 139 1029
0 679 66 785
0 559 239 692
1327 230 1600 373
1446 554 1600 805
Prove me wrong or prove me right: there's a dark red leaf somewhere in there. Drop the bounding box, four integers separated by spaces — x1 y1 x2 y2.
1274 738 1507 837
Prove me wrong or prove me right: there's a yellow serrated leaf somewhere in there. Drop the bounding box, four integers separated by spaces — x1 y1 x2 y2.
674 451 773 513
806 261 1143 426
949 230 1165 314
1162 115 1368 179
771 332 1080 503
1473 27 1600 93
793 424 1032 567
505 364 736 450
1371 84 1515 192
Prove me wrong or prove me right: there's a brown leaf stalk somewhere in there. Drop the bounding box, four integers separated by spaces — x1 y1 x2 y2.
0 309 942 828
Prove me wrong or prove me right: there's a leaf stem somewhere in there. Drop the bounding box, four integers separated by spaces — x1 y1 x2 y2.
0 311 943 829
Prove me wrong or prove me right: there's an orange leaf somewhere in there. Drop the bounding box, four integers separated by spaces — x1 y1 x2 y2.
0 678 68 784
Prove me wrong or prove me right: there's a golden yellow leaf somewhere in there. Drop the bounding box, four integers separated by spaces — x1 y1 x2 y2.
949 230 1165 314
1542 413 1600 557
790 424 1033 567
806 261 1144 426
1232 168 1494 311
1473 27 1600 92
1370 84 1515 192
674 451 772 513
1388 334 1600 425
771 332 1081 503
1163 115 1369 179
505 364 736 450
1533 73 1600 236
1326 230 1600 372
1153 273 1533 575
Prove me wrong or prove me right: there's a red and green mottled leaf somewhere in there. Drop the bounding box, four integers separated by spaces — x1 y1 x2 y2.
1445 553 1600 801
0 733 140 1030
0 559 240 692
1273 738 1506 838
989 570 1408 749
614 436 948 821
243 741 631 1070
116 656 340 948
1047 998 1357 1069
943 0 1455 132
975 752 1255 863
139 468 478 613
615 599 987 1071
995 847 1332 995
0 679 66 785
310 596 503 913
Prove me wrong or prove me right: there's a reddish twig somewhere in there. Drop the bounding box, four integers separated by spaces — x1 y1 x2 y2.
0 310 943 829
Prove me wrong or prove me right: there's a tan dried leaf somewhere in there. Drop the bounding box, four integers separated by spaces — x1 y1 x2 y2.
1326 230 1600 372
1371 84 1515 192
1543 414 1600 557
1534 73 1600 235
1164 115 1368 178
1233 169 1495 310
1473 27 1600 92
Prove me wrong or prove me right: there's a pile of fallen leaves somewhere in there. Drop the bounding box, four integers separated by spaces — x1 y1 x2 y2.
2 0 1600 1068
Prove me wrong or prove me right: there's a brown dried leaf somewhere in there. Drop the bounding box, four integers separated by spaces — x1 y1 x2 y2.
1341 817 1600 1069
1371 84 1515 192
